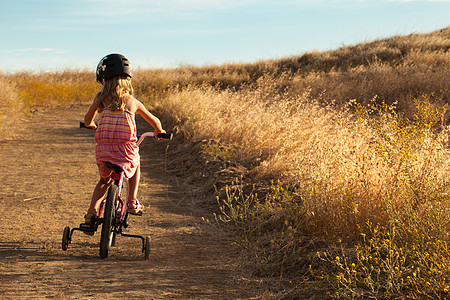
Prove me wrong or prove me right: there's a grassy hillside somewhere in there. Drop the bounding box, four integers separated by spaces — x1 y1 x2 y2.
146 27 450 299
135 26 449 112
1 26 449 298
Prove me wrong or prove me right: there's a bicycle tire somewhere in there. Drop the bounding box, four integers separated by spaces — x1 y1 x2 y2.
100 184 118 259
144 236 151 261
62 226 70 251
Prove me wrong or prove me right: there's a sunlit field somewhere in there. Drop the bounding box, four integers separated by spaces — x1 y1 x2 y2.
0 71 97 137
1 27 449 298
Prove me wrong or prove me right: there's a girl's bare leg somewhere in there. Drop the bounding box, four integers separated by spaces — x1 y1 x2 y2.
127 164 140 204
87 177 112 218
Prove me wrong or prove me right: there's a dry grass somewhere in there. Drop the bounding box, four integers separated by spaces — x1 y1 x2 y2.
204 89 450 298
0 70 98 137
158 27 450 298
9 71 98 107
0 75 25 137
1 26 449 298
135 27 450 113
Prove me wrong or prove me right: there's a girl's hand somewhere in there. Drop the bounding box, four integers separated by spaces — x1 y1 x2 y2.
85 123 97 130
154 128 166 140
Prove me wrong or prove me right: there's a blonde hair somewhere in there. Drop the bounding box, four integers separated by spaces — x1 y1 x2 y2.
95 76 133 111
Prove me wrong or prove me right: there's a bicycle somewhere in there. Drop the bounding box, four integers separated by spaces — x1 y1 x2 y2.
61 122 172 260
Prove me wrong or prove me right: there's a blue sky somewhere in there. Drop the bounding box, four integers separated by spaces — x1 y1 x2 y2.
1 0 449 73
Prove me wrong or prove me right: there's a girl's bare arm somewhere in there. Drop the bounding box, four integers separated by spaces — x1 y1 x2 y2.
135 100 165 137
84 99 99 129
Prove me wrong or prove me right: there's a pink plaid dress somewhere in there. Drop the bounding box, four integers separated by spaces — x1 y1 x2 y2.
95 107 139 179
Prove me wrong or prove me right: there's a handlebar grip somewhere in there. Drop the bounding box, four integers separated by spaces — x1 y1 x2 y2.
157 133 173 140
80 122 87 128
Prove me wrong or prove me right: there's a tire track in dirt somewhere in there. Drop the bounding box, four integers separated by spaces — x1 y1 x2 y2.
0 105 269 299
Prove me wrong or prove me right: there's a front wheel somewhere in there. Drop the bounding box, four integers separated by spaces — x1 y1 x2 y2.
100 184 118 259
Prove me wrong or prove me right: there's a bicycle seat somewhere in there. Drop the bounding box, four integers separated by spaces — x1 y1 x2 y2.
106 162 124 174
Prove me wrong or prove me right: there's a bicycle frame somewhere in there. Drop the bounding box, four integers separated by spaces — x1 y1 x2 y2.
97 168 126 228
105 167 147 244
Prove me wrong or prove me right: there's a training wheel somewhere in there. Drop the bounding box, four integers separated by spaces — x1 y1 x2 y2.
144 236 151 261
62 226 71 251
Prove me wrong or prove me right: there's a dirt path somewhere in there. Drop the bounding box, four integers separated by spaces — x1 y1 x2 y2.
0 105 270 299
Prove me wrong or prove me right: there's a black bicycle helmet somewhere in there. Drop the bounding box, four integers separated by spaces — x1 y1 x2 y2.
96 53 132 83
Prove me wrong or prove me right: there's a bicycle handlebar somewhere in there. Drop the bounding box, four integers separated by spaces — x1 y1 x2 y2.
79 122 91 129
80 122 173 144
136 132 173 145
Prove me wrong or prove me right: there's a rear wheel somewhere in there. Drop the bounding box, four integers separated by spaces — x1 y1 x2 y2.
100 184 118 259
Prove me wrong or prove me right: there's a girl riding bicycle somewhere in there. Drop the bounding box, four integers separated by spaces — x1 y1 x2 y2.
83 53 166 228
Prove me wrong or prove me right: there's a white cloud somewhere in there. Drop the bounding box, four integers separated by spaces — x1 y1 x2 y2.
8 48 67 56
80 0 258 12
346 0 450 1
70 0 450 19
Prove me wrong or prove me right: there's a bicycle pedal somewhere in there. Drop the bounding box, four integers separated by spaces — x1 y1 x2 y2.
79 223 96 236
82 230 95 236
79 223 93 229
129 211 143 216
